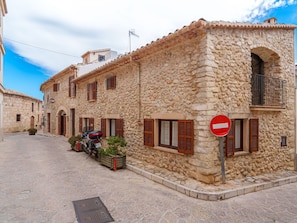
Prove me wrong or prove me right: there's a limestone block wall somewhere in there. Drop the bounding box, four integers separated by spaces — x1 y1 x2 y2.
203 27 296 181
3 92 42 133
42 68 77 137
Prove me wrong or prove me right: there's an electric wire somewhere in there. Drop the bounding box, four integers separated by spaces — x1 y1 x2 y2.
3 37 80 58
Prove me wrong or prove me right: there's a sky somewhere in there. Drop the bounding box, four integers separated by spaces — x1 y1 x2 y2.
3 0 297 100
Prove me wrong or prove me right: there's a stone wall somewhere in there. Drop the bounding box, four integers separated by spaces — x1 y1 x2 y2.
41 20 296 184
3 91 43 133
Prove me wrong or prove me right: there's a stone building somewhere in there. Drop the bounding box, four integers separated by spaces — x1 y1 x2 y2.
41 18 296 184
40 49 118 136
0 0 7 141
3 89 42 133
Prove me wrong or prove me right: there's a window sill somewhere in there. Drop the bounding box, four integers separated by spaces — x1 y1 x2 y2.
88 99 97 102
233 151 250 157
152 146 184 155
250 105 285 111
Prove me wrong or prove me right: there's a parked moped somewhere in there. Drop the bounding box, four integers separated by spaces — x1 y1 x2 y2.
81 129 103 157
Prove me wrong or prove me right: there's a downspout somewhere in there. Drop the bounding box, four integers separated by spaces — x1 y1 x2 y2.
130 56 142 123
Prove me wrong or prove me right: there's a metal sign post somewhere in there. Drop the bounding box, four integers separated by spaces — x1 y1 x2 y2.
209 115 231 184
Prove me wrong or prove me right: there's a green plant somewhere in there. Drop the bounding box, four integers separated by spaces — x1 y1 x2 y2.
99 136 127 156
28 128 37 135
68 135 82 148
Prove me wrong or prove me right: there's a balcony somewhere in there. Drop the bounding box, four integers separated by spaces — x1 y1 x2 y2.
251 74 286 110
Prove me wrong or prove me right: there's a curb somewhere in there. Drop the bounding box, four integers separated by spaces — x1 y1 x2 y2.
126 164 297 201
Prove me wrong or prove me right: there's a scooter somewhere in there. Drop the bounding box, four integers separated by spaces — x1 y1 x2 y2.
81 129 103 157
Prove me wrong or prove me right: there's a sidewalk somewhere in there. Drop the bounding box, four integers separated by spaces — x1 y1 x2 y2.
126 157 297 201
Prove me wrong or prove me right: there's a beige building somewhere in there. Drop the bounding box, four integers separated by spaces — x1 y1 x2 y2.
41 18 296 184
3 89 42 133
0 0 7 141
40 49 118 136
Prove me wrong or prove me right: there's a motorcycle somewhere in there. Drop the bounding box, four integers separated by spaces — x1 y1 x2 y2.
81 129 103 158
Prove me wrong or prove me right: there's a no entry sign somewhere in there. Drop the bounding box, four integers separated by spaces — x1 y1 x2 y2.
210 115 231 137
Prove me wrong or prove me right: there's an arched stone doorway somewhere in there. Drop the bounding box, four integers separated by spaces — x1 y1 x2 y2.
58 110 67 136
30 116 35 129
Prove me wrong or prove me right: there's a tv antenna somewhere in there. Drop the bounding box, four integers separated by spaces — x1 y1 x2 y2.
129 29 139 52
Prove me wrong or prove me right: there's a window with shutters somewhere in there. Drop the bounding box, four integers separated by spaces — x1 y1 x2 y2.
16 114 21 121
69 75 76 97
106 76 116 90
53 83 60 92
87 81 97 101
225 118 259 157
101 118 124 138
79 117 95 132
144 119 194 155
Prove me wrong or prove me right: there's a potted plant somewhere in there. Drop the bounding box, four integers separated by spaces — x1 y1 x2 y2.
68 135 82 151
98 136 127 170
28 128 37 135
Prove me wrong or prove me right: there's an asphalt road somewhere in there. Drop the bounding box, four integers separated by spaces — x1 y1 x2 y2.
1 132 297 223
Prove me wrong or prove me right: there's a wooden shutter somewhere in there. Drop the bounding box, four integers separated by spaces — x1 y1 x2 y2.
144 119 154 147
178 120 194 154
115 119 124 138
225 119 235 157
92 81 97 100
79 118 82 133
112 76 116 89
87 83 90 100
249 119 259 152
89 118 94 131
53 83 58 92
101 118 106 138
69 76 73 97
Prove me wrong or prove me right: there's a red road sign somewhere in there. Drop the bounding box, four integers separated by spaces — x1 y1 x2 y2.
210 115 231 137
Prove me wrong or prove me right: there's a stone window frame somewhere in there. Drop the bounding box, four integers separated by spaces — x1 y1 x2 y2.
144 113 194 155
106 76 116 90
225 114 259 157
16 114 21 122
87 81 97 101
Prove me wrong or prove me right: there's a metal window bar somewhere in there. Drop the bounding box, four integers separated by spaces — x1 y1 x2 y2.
251 74 286 107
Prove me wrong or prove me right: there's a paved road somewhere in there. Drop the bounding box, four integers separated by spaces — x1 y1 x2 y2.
1 132 297 223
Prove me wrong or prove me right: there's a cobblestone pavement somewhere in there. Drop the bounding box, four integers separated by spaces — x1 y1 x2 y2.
1 132 297 223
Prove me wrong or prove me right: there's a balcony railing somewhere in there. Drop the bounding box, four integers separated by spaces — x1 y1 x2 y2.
251 74 286 107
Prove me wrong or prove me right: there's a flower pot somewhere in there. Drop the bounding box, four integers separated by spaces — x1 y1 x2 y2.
100 154 126 171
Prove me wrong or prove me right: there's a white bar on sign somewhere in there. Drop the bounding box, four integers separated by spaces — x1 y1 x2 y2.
213 123 228 129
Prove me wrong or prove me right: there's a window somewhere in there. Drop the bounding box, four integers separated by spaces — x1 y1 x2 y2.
69 75 76 97
225 119 259 157
106 76 116 90
16 114 21 121
98 55 105 61
101 118 124 138
53 83 60 92
144 119 194 154
79 117 94 132
32 103 34 112
87 81 97 101
159 120 178 148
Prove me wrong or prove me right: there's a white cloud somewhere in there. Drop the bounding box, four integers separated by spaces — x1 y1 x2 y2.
3 0 296 73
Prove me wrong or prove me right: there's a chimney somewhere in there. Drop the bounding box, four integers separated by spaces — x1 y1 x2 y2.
264 17 277 24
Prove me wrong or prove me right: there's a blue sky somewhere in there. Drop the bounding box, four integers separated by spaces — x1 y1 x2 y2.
3 0 297 101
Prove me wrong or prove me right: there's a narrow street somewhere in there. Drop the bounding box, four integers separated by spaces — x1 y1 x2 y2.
1 132 297 223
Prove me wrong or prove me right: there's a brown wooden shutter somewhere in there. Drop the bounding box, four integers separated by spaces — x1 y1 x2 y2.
115 119 124 138
225 119 235 157
53 83 58 92
89 118 94 131
112 76 116 89
249 119 259 152
79 118 82 133
101 118 106 138
144 119 154 147
68 76 72 97
87 83 90 100
178 120 194 154
92 81 97 100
